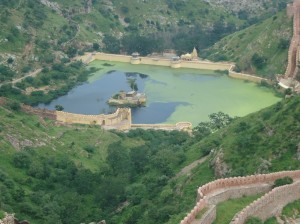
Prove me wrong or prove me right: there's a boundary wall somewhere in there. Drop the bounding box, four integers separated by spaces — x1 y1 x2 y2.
285 0 300 78
131 122 192 132
231 181 300 223
228 69 268 83
80 53 267 83
82 52 233 70
56 108 131 130
180 170 300 224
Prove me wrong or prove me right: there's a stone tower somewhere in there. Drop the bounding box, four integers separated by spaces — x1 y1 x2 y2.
191 47 198 60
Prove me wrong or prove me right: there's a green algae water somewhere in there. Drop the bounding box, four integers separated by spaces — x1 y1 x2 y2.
39 61 281 125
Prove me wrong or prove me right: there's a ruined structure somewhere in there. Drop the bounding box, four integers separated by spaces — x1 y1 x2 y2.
180 170 300 224
107 91 146 107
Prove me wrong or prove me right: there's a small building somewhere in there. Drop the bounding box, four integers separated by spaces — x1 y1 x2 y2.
108 90 146 107
132 52 140 58
172 56 180 61
180 47 199 61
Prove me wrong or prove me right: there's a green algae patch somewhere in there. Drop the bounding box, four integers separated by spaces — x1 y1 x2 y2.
87 60 280 125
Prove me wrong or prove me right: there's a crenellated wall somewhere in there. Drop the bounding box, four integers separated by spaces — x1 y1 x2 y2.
180 170 300 224
231 181 300 223
285 0 300 78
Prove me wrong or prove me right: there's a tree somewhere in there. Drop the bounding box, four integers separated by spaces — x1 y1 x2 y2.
92 43 100 51
7 57 14 64
251 53 267 69
55 104 64 111
13 152 31 168
127 78 138 91
103 35 120 54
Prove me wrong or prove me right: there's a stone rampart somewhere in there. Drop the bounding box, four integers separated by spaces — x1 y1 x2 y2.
90 53 131 63
228 70 268 83
180 170 300 224
285 0 300 78
131 122 192 132
231 181 300 223
56 108 131 130
198 205 216 224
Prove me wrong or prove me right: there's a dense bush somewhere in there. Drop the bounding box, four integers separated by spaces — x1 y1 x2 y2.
273 177 293 188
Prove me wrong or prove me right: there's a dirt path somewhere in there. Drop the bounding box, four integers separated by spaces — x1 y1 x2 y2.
176 156 208 178
11 68 42 85
0 68 42 88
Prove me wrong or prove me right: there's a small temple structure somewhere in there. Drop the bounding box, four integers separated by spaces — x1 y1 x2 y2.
180 47 199 61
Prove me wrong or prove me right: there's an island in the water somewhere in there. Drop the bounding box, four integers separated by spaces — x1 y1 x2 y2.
107 91 146 107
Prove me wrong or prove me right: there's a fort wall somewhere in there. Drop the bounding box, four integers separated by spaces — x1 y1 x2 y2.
199 206 216 224
180 170 300 224
56 108 131 130
285 0 300 78
231 181 300 223
228 70 268 83
131 122 192 132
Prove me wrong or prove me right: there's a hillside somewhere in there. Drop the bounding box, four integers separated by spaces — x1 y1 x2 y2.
0 0 290 77
205 10 293 78
0 95 299 223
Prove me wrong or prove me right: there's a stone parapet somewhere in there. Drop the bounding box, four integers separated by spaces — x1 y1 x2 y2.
56 108 131 130
180 170 300 224
231 181 300 223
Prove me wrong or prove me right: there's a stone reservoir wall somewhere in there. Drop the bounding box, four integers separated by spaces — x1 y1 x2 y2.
81 53 233 71
228 70 268 83
56 108 131 130
80 53 268 83
180 170 300 224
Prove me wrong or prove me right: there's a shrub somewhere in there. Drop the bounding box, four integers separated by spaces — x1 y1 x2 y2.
83 145 96 153
251 53 267 69
273 176 293 188
8 101 21 111
13 152 31 168
245 217 263 224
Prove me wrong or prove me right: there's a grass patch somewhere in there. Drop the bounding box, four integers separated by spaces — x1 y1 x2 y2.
213 194 263 224
282 199 300 219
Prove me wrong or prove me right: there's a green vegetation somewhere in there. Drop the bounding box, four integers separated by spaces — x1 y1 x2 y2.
282 199 300 219
0 62 97 105
273 176 293 188
213 195 262 224
206 11 292 78
0 100 214 223
0 0 299 223
245 217 278 224
0 0 290 77
0 95 299 223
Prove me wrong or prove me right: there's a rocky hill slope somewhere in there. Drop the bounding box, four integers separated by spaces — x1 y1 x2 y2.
0 0 290 77
205 10 293 78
